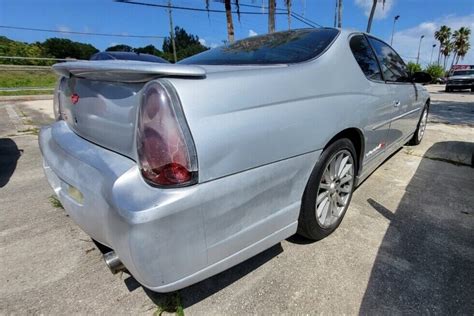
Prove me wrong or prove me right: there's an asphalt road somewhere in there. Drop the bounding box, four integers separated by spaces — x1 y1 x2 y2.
1 86 473 315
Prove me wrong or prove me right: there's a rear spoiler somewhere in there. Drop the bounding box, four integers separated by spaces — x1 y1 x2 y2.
52 60 206 82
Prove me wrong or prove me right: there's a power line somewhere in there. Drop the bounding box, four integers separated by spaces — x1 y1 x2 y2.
115 0 287 15
290 13 318 28
0 25 165 38
237 2 322 27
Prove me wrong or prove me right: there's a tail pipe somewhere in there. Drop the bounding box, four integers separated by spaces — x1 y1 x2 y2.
103 251 126 274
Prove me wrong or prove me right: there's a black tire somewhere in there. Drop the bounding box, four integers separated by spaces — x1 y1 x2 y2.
445 87 451 92
471 87 473 92
408 105 428 145
297 138 357 241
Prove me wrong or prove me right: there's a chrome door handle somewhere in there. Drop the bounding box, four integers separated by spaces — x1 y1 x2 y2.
394 100 401 107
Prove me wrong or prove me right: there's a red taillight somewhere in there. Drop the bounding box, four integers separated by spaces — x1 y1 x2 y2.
53 77 66 121
137 81 197 187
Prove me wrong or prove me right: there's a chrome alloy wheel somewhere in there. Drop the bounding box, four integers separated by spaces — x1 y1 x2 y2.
418 109 428 141
316 150 354 228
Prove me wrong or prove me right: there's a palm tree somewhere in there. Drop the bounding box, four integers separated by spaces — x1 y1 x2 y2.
268 0 276 33
268 0 292 33
451 27 471 66
337 0 343 28
434 25 451 65
206 0 239 43
367 0 386 33
284 0 292 30
441 40 453 70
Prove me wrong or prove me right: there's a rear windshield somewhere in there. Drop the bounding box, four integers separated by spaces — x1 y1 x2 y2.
179 28 339 65
91 52 169 63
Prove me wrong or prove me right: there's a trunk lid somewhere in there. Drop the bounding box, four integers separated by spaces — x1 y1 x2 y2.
53 61 206 160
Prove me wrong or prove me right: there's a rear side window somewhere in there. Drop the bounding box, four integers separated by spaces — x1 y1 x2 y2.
179 28 339 65
368 37 410 82
349 35 382 81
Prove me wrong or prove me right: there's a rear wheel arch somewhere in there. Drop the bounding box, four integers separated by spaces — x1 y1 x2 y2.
322 128 365 176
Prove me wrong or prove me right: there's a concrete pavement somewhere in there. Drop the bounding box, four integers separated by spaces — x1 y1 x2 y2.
1 87 473 314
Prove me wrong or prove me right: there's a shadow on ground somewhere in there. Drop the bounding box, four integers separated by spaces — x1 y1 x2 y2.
123 243 283 312
429 99 474 126
359 141 474 314
0 138 22 187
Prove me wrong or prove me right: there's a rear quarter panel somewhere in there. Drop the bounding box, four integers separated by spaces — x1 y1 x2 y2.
170 32 391 182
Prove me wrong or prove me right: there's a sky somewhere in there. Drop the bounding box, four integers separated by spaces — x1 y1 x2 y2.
0 0 473 66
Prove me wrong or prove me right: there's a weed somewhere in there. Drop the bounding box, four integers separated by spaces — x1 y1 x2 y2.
153 292 184 316
49 195 64 209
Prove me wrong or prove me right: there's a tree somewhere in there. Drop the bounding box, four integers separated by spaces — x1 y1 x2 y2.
337 0 343 28
0 36 52 65
424 64 445 82
434 25 451 65
451 27 471 66
406 61 422 75
105 44 133 52
162 26 208 61
268 0 276 33
207 0 239 43
284 0 292 30
134 44 163 57
439 40 453 70
42 38 98 60
367 0 385 33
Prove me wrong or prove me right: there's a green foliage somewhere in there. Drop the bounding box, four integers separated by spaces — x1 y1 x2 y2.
0 25 206 65
424 64 445 81
406 61 422 75
0 36 99 64
42 38 98 60
162 26 209 62
49 195 64 209
0 69 57 88
105 44 134 52
134 44 163 57
0 36 52 65
104 44 165 58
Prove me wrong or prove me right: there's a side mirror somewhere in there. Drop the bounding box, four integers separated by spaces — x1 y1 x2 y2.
411 71 432 84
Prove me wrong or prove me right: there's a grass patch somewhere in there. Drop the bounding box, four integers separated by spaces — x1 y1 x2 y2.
0 69 57 88
0 89 54 96
49 195 64 209
154 292 184 316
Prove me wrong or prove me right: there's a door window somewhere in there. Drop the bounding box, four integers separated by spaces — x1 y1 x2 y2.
368 37 410 83
349 35 382 81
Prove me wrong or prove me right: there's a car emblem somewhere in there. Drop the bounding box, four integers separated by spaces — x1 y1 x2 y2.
71 93 80 104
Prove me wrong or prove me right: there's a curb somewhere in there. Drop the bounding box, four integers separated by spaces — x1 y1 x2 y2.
0 94 54 102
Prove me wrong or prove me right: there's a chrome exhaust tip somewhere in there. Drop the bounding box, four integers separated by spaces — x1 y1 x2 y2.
103 251 126 274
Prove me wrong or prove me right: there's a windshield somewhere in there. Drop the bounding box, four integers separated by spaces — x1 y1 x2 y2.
452 70 474 76
179 28 339 65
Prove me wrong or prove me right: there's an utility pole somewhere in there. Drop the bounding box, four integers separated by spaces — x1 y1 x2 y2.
390 15 400 46
416 35 424 65
334 0 337 28
168 0 177 63
337 0 343 28
430 44 436 64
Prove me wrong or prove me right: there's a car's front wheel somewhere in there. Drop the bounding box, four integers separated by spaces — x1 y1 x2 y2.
297 139 356 240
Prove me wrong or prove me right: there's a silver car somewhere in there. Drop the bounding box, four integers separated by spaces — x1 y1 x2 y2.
39 28 431 292
445 68 474 92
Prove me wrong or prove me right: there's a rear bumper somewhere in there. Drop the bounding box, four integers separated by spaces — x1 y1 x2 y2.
39 121 317 292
